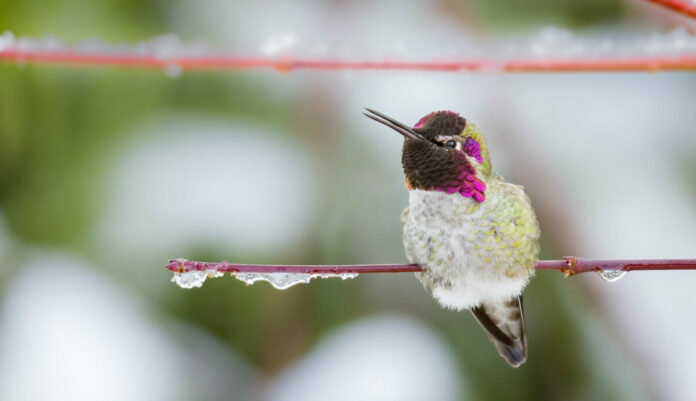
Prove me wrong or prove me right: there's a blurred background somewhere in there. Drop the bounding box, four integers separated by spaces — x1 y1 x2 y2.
1 1 696 400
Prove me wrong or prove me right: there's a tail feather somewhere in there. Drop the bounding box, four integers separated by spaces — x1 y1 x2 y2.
471 296 527 367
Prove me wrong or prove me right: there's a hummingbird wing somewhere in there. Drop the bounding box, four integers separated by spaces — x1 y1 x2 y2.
471 296 527 367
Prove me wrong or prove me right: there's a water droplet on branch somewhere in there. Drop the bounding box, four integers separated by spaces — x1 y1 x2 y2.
164 63 182 78
596 270 626 283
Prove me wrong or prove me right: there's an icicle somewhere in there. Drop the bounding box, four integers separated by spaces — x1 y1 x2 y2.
233 272 358 290
171 269 358 290
171 269 224 289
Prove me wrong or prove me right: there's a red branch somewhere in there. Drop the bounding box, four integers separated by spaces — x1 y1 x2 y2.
2 49 696 73
647 0 696 20
166 257 696 276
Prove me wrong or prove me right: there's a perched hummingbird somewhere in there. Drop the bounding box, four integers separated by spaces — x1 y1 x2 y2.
364 108 540 367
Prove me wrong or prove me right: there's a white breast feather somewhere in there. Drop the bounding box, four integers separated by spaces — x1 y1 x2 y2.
402 187 534 311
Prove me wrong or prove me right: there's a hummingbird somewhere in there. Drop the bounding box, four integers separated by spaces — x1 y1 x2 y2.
364 108 540 367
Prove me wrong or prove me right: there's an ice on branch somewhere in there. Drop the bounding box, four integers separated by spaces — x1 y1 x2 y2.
234 272 358 290
3 31 211 58
0 31 15 51
171 270 358 290
169 260 359 290
171 269 225 289
509 26 696 59
260 33 298 55
3 27 696 73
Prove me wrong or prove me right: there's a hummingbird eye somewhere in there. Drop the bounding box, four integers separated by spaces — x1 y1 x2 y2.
445 140 456 149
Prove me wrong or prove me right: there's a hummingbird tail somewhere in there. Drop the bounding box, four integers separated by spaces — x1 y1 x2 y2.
471 296 527 367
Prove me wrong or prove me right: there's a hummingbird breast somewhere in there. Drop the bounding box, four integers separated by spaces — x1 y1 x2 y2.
401 180 540 311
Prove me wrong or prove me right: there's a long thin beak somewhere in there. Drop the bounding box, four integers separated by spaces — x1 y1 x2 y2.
363 108 424 141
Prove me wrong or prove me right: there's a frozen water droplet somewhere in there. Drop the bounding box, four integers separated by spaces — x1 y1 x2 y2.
260 32 298 55
596 270 626 283
234 272 358 290
172 270 206 289
42 35 64 51
0 31 16 51
171 269 224 289
164 63 182 78
171 269 358 290
234 272 313 289
150 34 181 59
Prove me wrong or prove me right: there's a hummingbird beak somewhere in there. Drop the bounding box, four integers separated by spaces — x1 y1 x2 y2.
363 108 425 141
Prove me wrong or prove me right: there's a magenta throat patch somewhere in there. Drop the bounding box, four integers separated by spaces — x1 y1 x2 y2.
434 152 486 202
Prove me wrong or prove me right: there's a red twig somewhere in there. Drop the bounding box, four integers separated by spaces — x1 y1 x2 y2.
535 257 696 276
647 0 696 20
3 49 696 73
167 259 423 275
166 257 696 276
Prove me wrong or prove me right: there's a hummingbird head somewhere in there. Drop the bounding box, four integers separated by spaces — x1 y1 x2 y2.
364 108 491 202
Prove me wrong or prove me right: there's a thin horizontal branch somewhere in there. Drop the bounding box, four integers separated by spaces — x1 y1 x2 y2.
3 49 696 73
166 257 696 276
535 256 696 276
647 0 696 20
167 259 423 274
